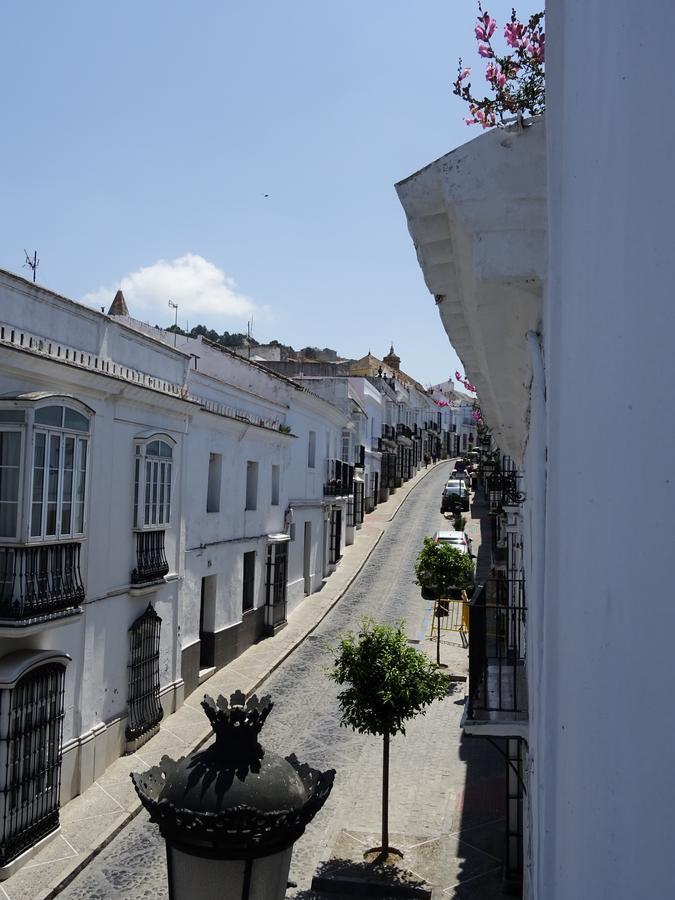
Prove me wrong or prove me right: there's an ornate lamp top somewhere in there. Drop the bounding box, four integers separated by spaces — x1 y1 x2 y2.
131 690 335 859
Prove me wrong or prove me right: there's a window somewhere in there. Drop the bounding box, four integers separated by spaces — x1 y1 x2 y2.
31 405 89 540
308 431 316 469
341 429 351 464
134 439 173 528
0 658 67 867
271 465 280 506
242 551 256 612
245 461 258 511
206 453 222 513
0 431 21 538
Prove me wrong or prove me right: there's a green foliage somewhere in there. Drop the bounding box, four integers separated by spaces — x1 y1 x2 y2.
328 618 448 738
414 537 475 596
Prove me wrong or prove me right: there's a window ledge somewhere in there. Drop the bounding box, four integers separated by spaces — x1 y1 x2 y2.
0 607 83 637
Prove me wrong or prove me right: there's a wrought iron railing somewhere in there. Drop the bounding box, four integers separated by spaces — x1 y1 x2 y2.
354 481 364 525
323 460 354 497
126 604 163 742
0 543 85 621
0 661 66 866
265 542 288 628
487 471 525 510
467 579 527 721
131 530 169 584
396 423 413 439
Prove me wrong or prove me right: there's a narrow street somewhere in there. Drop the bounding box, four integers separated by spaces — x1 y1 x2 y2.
59 462 507 899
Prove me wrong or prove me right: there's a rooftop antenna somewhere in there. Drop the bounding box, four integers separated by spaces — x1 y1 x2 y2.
246 318 253 359
23 250 39 283
168 300 178 346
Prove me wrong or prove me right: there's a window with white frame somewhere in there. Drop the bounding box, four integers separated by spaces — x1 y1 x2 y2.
0 418 23 539
341 429 351 464
0 402 92 543
31 406 90 540
134 439 173 528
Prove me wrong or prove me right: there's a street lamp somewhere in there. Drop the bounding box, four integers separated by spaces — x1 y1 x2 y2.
131 690 334 900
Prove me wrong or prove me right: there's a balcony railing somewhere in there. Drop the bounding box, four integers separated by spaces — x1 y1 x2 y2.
487 471 525 510
467 579 527 727
382 424 396 440
0 543 85 621
396 423 413 439
323 460 354 497
131 530 169 585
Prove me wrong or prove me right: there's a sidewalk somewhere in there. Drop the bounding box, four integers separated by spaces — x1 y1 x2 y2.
0 460 452 900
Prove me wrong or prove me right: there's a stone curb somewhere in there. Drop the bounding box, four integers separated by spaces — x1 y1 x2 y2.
42 460 451 899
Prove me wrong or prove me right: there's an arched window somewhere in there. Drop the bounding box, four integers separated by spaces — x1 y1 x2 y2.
133 438 174 528
30 405 90 540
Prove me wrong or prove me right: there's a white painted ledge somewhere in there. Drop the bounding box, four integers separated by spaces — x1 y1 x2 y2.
396 117 546 463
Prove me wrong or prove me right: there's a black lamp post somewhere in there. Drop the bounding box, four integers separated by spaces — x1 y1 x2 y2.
131 690 335 900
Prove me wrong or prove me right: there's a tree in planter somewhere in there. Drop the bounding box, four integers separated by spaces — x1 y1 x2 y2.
414 538 475 664
328 618 447 859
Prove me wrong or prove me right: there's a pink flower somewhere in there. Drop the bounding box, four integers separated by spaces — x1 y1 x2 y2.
478 43 494 58
504 21 526 48
485 63 507 87
459 67 471 81
455 371 462 381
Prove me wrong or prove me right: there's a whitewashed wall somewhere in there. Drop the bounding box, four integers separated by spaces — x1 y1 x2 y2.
535 3 675 898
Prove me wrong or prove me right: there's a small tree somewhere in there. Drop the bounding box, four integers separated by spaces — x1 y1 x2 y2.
328 618 447 857
414 539 475 664
414 537 475 598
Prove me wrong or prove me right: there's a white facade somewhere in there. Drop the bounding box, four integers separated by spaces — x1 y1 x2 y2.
397 4 675 896
0 271 191 850
0 269 352 875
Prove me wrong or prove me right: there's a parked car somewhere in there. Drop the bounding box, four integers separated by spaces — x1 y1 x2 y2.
441 480 470 513
433 529 472 556
450 469 471 485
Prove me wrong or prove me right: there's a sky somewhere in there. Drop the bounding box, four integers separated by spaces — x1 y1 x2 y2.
0 1 539 387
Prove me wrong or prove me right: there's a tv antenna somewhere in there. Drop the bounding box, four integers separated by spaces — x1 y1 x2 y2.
23 250 39 283
168 300 178 346
246 319 254 359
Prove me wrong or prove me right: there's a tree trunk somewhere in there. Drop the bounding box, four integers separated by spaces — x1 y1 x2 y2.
436 611 442 665
382 731 390 853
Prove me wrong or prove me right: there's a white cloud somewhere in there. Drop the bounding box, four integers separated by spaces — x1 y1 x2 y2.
83 254 260 328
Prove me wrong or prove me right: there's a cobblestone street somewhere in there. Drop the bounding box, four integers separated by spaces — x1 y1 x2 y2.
57 462 508 899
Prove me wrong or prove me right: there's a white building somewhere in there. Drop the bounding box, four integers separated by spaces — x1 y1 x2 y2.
0 269 353 876
0 269 191 875
397 4 675 896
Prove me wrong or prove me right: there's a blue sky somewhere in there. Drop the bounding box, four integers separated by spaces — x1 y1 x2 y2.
1 1 538 386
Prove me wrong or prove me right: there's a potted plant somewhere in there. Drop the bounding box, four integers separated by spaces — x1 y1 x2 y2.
414 538 475 664
328 618 448 861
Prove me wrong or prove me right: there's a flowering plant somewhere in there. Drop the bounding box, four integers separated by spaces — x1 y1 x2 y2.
455 370 476 393
453 4 544 128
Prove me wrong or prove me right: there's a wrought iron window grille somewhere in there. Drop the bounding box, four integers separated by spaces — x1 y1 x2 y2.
0 543 84 621
467 579 527 722
131 530 169 585
265 543 288 629
126 604 163 742
0 662 66 866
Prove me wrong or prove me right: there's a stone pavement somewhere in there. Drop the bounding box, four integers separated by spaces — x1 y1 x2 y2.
0 460 464 900
52 460 509 899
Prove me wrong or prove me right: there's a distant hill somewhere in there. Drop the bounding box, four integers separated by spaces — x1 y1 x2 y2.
165 324 343 362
